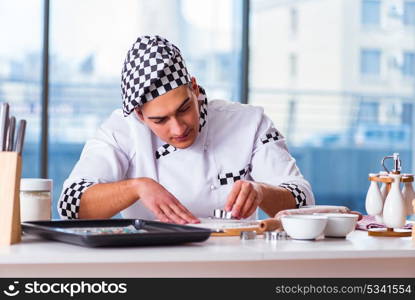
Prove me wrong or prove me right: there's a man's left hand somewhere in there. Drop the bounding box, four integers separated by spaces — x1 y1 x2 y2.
225 180 263 219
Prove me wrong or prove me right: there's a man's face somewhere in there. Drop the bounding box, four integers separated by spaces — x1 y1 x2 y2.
136 84 200 149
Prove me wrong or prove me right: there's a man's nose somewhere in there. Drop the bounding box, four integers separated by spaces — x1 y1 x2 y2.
170 117 187 136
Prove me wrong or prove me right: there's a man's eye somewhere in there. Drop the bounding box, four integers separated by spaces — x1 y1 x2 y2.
178 106 190 114
154 119 166 124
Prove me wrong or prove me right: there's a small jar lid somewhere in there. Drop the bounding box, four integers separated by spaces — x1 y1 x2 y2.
20 178 52 192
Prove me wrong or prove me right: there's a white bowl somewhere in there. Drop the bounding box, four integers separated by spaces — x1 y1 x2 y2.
281 215 328 240
313 213 358 237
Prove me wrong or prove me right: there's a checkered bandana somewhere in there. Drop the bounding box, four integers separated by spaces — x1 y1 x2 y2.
121 35 192 116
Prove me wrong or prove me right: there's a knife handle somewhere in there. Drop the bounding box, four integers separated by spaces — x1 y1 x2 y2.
0 103 9 151
6 116 15 152
15 120 26 155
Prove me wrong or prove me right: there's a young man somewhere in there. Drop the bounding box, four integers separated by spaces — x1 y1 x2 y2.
58 35 314 224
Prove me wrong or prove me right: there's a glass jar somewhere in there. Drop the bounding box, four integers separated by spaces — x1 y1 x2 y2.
20 178 52 222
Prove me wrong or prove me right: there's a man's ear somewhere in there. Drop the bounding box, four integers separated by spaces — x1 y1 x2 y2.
135 108 144 121
191 77 200 98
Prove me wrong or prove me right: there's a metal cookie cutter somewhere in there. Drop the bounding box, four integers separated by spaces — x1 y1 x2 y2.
277 231 288 239
213 209 233 219
264 231 288 241
240 231 257 240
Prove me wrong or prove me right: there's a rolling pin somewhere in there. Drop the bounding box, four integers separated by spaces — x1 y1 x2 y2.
211 218 282 236
258 218 282 233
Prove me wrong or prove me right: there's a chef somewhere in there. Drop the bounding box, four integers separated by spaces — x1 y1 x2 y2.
58 35 314 224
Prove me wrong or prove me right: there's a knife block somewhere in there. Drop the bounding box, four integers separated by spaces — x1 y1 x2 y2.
0 152 22 245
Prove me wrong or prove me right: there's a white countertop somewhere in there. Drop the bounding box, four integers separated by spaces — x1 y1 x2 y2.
1 230 414 277
1 230 414 263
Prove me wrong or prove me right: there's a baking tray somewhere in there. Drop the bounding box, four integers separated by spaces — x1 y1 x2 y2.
22 219 212 247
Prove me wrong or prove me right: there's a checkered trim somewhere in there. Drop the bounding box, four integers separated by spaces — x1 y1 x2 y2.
58 180 94 219
155 144 177 159
199 86 208 132
260 130 281 144
218 165 252 186
121 35 191 116
279 183 307 208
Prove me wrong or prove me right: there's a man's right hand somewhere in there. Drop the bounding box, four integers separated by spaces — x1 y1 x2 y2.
136 178 200 224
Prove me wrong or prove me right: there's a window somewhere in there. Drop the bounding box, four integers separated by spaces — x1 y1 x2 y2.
361 49 381 75
0 1 42 178
289 53 297 78
357 100 379 124
361 0 381 26
290 7 298 35
402 52 415 76
403 1 415 26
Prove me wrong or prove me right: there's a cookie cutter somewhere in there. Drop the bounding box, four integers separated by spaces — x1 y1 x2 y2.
213 208 233 219
240 231 257 240
264 231 288 241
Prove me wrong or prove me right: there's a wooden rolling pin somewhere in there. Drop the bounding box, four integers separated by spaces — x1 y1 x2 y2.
258 218 282 233
212 219 282 236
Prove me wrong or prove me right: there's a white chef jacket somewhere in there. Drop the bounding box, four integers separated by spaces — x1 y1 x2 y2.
58 98 315 220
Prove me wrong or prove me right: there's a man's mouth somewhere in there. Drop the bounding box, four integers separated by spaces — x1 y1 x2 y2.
173 129 191 142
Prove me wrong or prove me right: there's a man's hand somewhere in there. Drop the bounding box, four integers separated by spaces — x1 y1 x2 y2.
225 180 263 219
137 178 200 224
